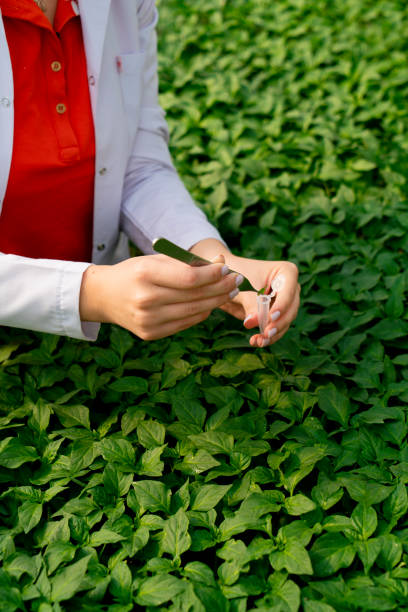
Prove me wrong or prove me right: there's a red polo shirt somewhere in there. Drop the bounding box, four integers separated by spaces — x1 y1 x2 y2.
0 0 95 262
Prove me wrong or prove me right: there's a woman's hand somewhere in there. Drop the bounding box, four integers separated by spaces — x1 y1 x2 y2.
79 254 243 340
189 239 300 348
221 258 300 348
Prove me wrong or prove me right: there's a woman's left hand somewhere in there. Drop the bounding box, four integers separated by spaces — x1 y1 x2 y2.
219 256 300 347
190 240 300 348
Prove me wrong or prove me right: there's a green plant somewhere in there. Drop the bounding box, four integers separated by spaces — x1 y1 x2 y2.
1 0 408 609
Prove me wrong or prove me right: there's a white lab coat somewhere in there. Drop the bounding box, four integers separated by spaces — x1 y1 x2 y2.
0 0 223 340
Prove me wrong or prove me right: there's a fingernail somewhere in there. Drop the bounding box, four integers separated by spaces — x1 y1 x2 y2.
221 265 229 276
268 327 278 338
262 338 271 348
235 274 244 287
271 311 281 322
229 288 239 299
243 315 252 325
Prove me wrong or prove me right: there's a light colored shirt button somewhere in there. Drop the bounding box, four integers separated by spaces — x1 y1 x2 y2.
56 103 67 114
88 75 96 86
51 61 62 72
97 243 106 251
99 167 107 176
1 97 11 108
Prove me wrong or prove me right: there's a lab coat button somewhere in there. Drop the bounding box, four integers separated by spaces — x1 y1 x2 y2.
1 97 11 108
97 244 106 251
99 167 107 176
88 75 96 86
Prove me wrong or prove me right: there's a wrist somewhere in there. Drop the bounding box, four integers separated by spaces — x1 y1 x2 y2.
79 264 110 322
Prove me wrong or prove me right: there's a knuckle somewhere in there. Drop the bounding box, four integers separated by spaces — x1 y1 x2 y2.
287 261 299 278
185 300 200 317
137 321 157 341
134 293 152 310
133 264 148 283
191 285 206 301
183 267 199 287
217 293 230 307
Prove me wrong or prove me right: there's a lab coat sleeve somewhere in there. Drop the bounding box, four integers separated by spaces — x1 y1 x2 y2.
0 252 100 339
120 2 226 255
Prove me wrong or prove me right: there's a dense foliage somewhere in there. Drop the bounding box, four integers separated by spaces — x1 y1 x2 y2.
1 0 408 609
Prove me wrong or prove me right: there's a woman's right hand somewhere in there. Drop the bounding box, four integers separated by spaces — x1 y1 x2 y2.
79 254 242 340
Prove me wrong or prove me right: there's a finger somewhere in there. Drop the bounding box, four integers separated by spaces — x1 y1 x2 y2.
249 284 300 348
154 271 243 306
219 300 246 319
145 254 232 290
243 311 258 329
210 254 225 264
269 264 299 317
147 287 240 326
136 310 212 341
250 323 290 348
263 284 300 338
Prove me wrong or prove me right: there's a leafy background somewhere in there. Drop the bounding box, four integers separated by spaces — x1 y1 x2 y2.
1 0 408 609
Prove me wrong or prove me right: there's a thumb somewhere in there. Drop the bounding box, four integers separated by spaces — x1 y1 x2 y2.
210 254 226 264
240 294 259 330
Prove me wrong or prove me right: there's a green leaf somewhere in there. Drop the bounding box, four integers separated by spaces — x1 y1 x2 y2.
135 574 185 607
303 601 336 612
354 538 382 574
235 353 264 372
110 561 132 604
318 384 350 427
137 420 166 448
89 528 125 546
44 542 76 575
108 376 148 395
218 508 264 541
351 503 377 540
189 431 234 455
368 319 408 340
210 360 241 378
161 359 192 388
99 438 135 468
137 446 165 477
132 480 171 513
51 555 90 602
376 534 402 570
310 533 356 577
193 583 230 612
351 159 377 171
383 482 408 524
270 541 313 575
312 475 343 511
285 494 316 516
266 577 301 612
346 586 397 611
183 561 216 586
339 474 393 505
110 325 134 360
191 484 232 511
0 437 38 469
18 501 42 534
176 449 221 475
161 508 191 558
53 404 90 429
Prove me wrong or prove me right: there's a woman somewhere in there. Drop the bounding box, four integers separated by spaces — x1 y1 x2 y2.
0 0 300 348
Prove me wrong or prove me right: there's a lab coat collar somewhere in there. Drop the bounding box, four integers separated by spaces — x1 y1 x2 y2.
77 0 111 112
